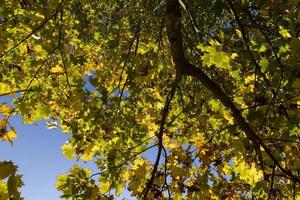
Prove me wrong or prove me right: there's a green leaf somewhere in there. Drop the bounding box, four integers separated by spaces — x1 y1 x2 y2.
258 45 267 53
209 99 222 112
259 58 269 73
0 161 17 180
199 45 231 69
7 174 17 197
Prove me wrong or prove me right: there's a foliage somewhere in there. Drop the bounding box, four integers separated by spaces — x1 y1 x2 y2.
0 0 300 199
0 161 23 199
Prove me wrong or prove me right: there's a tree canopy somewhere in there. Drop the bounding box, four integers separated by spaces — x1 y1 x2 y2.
0 0 300 199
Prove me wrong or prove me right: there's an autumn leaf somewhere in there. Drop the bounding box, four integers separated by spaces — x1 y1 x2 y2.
61 144 75 160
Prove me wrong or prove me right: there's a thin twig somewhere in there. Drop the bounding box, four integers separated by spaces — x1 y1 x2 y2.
240 94 300 111
58 8 71 88
166 109 184 127
117 20 142 96
167 0 300 184
162 145 171 199
90 144 157 179
5 45 59 124
293 181 296 200
143 75 181 199
262 138 300 144
191 124 236 163
226 0 274 94
0 89 29 97
0 8 61 58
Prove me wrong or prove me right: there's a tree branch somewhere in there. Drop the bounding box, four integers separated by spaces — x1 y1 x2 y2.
162 145 171 199
90 144 157 179
0 89 29 97
165 0 300 184
118 20 142 98
0 7 61 59
226 0 275 94
268 163 276 200
5 45 59 123
58 8 71 88
143 76 180 199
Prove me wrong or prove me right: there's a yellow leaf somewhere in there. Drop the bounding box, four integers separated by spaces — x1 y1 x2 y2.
122 171 131 180
83 168 92 177
61 144 75 160
230 53 238 59
192 133 205 148
209 39 221 46
81 152 93 162
34 45 43 53
55 175 67 189
133 158 146 167
19 44 27 54
208 99 222 112
148 130 155 137
222 162 232 175
0 83 10 94
245 74 255 84
164 136 180 149
186 180 193 187
0 104 11 118
156 101 164 109
51 65 64 73
6 130 17 142
34 12 45 19
235 29 242 38
234 158 263 186
224 111 234 125
81 144 99 161
0 180 9 199
99 181 110 193
279 26 292 38
1 128 17 143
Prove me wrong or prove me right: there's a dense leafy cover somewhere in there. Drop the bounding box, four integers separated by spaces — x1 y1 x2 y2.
0 0 300 199
0 161 23 199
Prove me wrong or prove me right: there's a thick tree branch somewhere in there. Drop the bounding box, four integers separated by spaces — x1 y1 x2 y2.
165 0 300 183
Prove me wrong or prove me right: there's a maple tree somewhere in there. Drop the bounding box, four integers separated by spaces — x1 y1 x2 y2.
0 0 300 199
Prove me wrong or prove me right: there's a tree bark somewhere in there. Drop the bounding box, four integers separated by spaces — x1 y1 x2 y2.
165 0 300 183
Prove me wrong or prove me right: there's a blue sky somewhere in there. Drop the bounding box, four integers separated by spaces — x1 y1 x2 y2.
0 113 153 199
0 114 98 200
0 104 154 199
0 78 157 199
0 94 98 200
